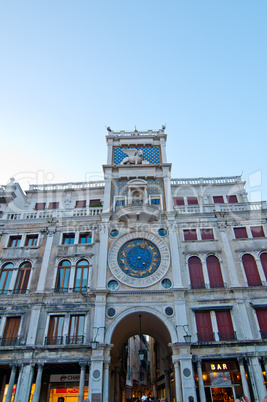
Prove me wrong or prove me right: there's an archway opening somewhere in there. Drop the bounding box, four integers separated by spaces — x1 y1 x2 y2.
109 311 174 401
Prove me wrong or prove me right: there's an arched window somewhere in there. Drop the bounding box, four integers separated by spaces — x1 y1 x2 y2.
242 254 262 286
206 255 224 288
0 263 14 294
188 256 205 289
55 260 71 292
74 260 89 292
260 253 267 281
14 262 31 294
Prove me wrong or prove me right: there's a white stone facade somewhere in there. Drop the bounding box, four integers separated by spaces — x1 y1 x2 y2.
0 129 266 402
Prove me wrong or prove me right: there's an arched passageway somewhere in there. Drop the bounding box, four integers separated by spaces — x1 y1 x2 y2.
106 309 175 402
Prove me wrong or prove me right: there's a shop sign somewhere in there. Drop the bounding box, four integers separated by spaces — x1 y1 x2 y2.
202 361 238 373
50 374 89 383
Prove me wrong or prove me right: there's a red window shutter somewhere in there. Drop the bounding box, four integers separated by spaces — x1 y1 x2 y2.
48 202 59 209
213 196 224 204
89 199 100 206
251 226 265 238
184 229 197 241
35 202 46 210
195 311 213 341
200 229 214 240
256 309 267 330
75 200 86 208
234 227 248 239
173 197 184 206
206 255 224 288
187 197 198 205
227 195 238 203
3 317 21 339
242 254 262 286
188 257 205 289
216 311 235 340
260 253 267 280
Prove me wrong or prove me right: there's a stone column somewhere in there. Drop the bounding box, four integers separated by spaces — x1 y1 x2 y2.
6 365 17 402
96 220 109 289
237 358 250 400
78 363 86 402
217 224 240 287
197 360 206 402
36 229 56 292
167 215 183 288
32 364 44 402
250 356 266 401
103 361 110 402
14 364 34 402
173 360 182 402
246 356 261 402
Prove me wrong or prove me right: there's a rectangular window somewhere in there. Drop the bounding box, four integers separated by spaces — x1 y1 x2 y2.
173 197 185 206
67 315 85 344
62 233 75 245
256 309 267 339
35 202 46 210
234 227 248 239
195 311 214 342
79 233 92 244
25 234 38 246
213 196 224 204
48 202 59 209
115 198 125 207
75 200 86 208
200 229 214 240
183 229 197 241
227 195 238 203
46 315 64 345
8 236 22 247
251 226 265 238
151 198 160 205
2 317 21 346
89 199 101 207
187 197 198 205
216 310 236 341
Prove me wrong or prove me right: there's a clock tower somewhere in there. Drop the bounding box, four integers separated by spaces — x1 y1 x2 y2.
90 128 194 402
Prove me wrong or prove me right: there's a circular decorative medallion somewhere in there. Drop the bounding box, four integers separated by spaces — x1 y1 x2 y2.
108 231 170 287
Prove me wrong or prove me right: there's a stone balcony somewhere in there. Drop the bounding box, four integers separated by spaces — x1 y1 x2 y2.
114 203 161 223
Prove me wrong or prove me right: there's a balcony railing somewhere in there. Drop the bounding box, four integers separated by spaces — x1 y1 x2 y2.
54 287 69 293
173 201 267 215
66 335 84 345
217 331 237 341
0 337 19 346
197 332 215 342
45 336 63 345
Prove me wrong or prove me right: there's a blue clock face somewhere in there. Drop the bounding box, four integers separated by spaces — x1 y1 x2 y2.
117 238 161 278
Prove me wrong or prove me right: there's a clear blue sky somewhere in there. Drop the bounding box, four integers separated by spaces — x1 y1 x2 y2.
0 1 266 201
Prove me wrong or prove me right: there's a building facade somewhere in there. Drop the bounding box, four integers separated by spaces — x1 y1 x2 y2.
0 128 267 402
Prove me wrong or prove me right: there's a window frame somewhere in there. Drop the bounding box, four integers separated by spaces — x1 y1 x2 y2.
79 232 92 244
74 259 89 292
62 233 75 245
55 260 71 293
0 263 14 294
14 262 32 294
25 234 38 247
8 236 22 248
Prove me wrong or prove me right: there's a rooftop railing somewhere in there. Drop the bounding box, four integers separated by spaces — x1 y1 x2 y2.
171 176 242 185
28 180 105 192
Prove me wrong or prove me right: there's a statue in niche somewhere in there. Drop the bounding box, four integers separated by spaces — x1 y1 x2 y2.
132 191 143 204
120 149 143 165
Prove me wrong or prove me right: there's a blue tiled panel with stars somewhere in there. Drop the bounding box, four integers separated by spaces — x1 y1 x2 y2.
113 179 162 197
113 146 160 165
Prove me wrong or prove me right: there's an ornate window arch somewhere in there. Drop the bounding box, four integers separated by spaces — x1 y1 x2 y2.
260 252 267 281
14 261 32 294
188 256 205 289
55 260 71 292
206 255 224 288
0 263 14 294
242 253 262 286
74 259 90 292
